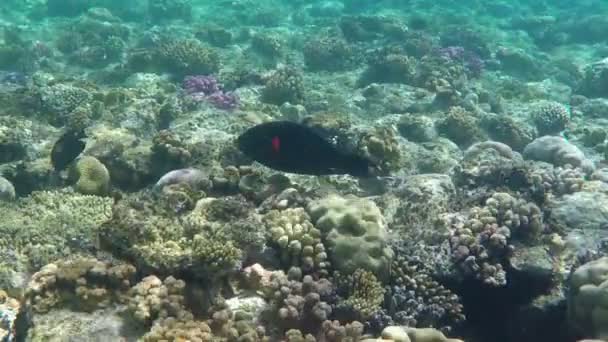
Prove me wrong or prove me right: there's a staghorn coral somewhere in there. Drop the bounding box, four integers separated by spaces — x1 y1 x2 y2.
448 192 544 286
335 269 385 320
263 207 330 275
70 156 110 196
25 256 136 313
157 39 220 77
261 66 305 105
308 194 394 281
531 101 570 136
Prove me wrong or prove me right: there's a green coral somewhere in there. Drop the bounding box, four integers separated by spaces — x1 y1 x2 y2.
307 195 394 281
157 39 220 77
70 156 110 196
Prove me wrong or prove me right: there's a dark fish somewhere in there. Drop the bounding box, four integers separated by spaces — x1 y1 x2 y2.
51 129 86 171
237 121 374 177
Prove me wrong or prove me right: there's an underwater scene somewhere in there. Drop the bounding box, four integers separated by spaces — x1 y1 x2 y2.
1 0 608 341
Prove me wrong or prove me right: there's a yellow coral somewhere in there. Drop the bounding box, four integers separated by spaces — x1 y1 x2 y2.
71 156 110 195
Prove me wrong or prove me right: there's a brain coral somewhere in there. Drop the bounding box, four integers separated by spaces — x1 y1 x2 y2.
568 257 608 340
307 194 394 281
71 156 110 196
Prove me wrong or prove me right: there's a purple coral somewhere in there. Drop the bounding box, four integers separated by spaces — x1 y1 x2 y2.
182 75 239 110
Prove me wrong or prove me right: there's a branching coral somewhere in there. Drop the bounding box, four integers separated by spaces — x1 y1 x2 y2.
263 208 329 275
531 101 570 136
436 106 484 147
448 192 544 286
100 194 260 278
157 39 220 77
25 257 136 313
127 275 187 326
386 240 465 334
303 36 354 71
0 190 112 272
261 66 305 105
262 273 334 335
335 269 385 320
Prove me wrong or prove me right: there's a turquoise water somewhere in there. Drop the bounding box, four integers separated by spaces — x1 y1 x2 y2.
0 1 607 341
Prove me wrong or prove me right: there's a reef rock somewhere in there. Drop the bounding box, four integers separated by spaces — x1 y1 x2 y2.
548 190 608 231
523 136 594 173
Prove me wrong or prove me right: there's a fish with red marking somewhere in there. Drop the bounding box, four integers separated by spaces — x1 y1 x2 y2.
236 121 375 177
